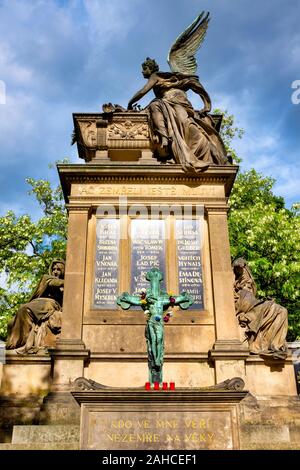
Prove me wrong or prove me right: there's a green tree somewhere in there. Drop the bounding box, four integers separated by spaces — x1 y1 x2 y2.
213 109 300 340
228 170 300 340
215 108 244 163
0 173 67 339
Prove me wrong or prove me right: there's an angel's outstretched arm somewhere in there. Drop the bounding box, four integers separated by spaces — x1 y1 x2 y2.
127 75 158 110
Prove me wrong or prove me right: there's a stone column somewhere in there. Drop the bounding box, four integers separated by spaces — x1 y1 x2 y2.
46 204 90 418
206 205 249 383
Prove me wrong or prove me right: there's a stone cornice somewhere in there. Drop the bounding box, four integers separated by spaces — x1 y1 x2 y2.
89 352 210 361
3 350 51 364
65 203 92 214
72 388 248 405
57 163 239 202
205 205 230 214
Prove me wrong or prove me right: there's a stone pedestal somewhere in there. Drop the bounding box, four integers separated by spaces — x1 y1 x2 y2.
72 388 247 450
55 161 240 391
0 111 299 450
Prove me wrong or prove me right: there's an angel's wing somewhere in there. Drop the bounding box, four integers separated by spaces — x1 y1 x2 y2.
167 11 210 75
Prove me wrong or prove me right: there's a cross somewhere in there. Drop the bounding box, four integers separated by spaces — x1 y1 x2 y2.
117 268 193 385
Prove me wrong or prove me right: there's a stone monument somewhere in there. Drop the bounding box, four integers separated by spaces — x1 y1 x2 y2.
0 11 299 451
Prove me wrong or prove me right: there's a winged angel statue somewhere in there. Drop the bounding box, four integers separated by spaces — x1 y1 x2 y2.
127 12 227 172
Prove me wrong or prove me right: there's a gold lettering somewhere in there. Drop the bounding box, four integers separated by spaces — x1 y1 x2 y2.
156 420 178 429
137 420 150 429
184 419 197 428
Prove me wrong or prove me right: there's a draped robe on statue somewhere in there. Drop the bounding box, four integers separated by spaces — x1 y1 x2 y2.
148 73 227 171
6 264 64 354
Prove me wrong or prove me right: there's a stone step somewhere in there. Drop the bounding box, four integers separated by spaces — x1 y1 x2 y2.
11 425 80 445
240 423 300 450
0 442 79 450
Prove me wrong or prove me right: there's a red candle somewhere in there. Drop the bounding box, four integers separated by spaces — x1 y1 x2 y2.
169 382 175 390
145 382 151 390
162 382 168 390
154 382 159 390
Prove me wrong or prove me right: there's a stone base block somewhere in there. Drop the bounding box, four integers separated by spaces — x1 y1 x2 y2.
0 443 79 450
40 391 80 424
245 357 297 396
12 424 79 446
0 394 43 443
1 352 52 395
239 395 300 449
72 388 247 450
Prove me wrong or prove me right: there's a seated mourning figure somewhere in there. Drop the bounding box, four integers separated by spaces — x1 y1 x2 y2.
6 259 65 354
232 258 288 360
127 12 227 172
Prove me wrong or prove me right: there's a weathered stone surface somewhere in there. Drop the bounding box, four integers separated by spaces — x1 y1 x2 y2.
1 353 51 394
73 389 246 450
12 424 80 444
83 409 234 450
0 394 43 443
245 358 297 396
40 391 80 425
238 395 300 449
0 443 79 450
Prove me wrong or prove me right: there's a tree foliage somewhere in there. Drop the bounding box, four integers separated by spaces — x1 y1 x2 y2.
228 170 300 340
214 110 300 340
215 108 244 163
0 172 67 339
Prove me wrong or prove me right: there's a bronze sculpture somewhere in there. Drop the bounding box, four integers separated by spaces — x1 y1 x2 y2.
117 268 193 384
127 12 227 172
6 259 65 354
233 258 288 360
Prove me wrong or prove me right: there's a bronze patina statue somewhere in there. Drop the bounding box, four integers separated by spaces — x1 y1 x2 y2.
127 12 227 172
6 259 65 354
233 258 288 360
117 268 193 384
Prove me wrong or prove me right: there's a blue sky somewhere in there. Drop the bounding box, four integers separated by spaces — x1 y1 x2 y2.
0 0 299 217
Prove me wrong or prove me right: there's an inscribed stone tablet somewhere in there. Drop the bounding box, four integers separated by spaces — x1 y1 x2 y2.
176 219 204 310
130 219 166 295
93 219 119 309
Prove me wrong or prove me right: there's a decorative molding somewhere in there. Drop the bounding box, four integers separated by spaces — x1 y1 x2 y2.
73 377 109 391
65 204 92 214
58 164 238 202
205 205 230 214
72 376 244 392
88 352 210 361
209 340 250 361
67 175 228 184
76 120 97 148
3 350 51 365
71 388 248 404
107 121 149 140
203 377 245 391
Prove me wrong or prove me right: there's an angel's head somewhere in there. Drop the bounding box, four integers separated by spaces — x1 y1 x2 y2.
142 57 159 78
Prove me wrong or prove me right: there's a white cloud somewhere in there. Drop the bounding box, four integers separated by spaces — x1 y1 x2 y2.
0 42 33 85
0 0 299 213
83 0 139 41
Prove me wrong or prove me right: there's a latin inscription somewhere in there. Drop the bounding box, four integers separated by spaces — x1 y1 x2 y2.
93 219 119 309
176 219 204 310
